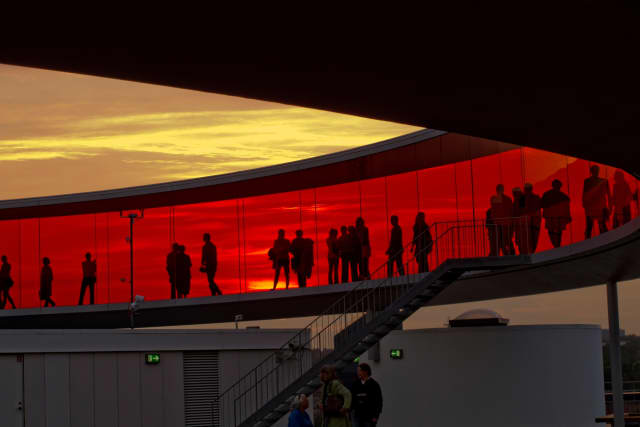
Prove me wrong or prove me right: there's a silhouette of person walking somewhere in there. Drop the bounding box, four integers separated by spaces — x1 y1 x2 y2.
272 229 291 290
201 233 222 296
40 257 55 307
79 252 97 305
166 242 179 299
541 179 571 248
490 184 515 256
411 212 433 273
355 217 371 280
0 255 16 309
612 170 633 228
176 245 191 298
386 215 405 277
326 229 339 284
521 183 542 253
582 165 611 238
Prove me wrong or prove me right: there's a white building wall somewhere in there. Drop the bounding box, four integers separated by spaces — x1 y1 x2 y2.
360 325 604 427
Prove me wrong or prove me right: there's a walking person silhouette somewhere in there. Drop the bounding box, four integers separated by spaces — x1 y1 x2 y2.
79 252 97 305
40 257 55 307
0 255 16 309
386 215 405 277
201 233 222 295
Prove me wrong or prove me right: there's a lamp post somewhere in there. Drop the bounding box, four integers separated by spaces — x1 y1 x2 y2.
120 209 144 303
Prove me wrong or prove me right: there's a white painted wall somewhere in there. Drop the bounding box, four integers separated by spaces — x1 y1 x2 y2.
360 325 604 427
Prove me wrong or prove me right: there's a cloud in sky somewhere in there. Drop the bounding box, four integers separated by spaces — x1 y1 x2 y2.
0 64 421 198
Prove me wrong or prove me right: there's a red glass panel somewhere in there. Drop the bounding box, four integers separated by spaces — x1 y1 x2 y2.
418 164 457 226
0 220 21 307
20 219 39 309
522 147 571 250
360 177 388 278
243 191 301 292
39 214 96 306
471 152 502 226
130 207 170 301
314 181 361 283
173 200 241 296
107 212 132 303
299 189 320 287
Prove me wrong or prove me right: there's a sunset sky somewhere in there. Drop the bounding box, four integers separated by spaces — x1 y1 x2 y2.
1 63 639 335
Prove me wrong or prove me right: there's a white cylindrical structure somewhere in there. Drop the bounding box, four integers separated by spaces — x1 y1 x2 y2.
361 325 604 427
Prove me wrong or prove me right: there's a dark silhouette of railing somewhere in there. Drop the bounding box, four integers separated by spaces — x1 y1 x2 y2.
210 217 530 427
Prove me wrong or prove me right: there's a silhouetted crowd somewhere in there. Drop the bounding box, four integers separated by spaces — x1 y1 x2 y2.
0 166 634 309
486 166 635 256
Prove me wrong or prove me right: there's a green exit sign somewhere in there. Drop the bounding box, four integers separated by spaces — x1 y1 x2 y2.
390 349 403 359
145 353 160 364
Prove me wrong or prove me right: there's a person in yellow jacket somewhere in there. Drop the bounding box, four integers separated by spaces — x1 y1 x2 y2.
319 365 352 427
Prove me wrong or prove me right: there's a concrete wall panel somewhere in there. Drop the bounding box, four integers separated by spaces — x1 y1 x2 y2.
24 354 45 427
117 352 142 427
69 353 94 427
94 353 118 427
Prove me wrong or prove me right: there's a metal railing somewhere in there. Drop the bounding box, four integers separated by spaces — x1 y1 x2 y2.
212 216 533 426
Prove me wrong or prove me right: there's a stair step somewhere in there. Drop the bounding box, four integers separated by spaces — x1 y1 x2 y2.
362 333 379 344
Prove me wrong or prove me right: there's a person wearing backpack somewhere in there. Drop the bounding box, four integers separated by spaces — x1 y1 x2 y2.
319 365 352 427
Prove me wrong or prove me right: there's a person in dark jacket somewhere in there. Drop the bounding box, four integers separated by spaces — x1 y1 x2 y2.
272 229 291 290
386 215 404 277
40 257 55 307
410 212 432 273
327 229 339 284
201 233 222 295
337 226 353 283
166 242 179 299
541 179 572 248
290 230 314 288
351 363 383 427
79 252 97 305
582 164 611 238
176 245 191 298
0 255 16 309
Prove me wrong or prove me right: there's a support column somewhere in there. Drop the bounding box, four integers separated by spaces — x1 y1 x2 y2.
606 280 624 425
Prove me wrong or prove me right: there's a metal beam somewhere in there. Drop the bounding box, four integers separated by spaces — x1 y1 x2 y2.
606 281 624 426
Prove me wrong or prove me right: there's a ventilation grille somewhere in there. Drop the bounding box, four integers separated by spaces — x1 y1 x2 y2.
184 351 220 427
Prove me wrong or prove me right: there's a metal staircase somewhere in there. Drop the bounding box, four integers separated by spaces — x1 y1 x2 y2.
213 219 531 427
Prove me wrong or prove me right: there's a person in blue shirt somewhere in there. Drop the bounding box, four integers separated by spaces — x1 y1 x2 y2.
288 393 313 427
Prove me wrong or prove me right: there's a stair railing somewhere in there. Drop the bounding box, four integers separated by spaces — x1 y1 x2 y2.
213 216 530 426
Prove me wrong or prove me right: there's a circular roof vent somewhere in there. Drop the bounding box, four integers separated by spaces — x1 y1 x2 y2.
449 309 509 327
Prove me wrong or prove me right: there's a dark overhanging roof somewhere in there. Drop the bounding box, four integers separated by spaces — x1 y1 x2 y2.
2 23 640 174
